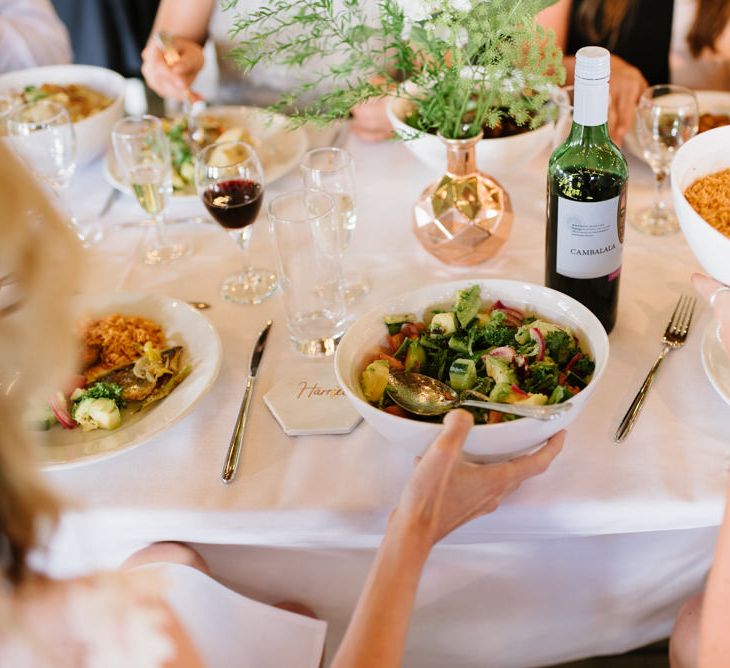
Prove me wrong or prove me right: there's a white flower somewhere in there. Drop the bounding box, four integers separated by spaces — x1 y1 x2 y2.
455 26 468 47
449 0 472 12
396 0 433 22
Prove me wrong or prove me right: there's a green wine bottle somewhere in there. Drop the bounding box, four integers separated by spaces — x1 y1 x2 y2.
545 46 628 334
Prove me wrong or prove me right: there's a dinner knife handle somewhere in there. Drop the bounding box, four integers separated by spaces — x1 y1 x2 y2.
614 347 669 443
221 374 255 483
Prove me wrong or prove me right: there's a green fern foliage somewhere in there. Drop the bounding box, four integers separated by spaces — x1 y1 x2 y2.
225 0 564 139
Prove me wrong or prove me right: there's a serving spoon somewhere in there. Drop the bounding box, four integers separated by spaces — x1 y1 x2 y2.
387 371 572 421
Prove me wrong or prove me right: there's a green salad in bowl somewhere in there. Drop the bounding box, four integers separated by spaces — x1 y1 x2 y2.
360 284 596 424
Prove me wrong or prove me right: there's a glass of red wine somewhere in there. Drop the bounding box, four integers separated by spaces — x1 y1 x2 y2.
195 140 277 304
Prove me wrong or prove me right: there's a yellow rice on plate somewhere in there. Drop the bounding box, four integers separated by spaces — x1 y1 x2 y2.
84 314 166 371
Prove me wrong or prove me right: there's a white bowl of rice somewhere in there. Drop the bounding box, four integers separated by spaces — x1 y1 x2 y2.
671 124 730 285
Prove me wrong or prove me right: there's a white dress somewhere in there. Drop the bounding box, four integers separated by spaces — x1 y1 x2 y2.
0 565 327 668
207 1 378 106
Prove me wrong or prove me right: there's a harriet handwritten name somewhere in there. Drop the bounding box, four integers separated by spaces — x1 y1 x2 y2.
297 381 346 399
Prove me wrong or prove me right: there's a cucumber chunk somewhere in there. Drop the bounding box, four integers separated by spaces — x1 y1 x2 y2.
449 358 477 391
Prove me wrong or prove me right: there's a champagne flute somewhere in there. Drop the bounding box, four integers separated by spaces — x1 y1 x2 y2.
7 99 103 246
300 147 368 302
194 140 277 304
112 115 190 264
633 84 699 235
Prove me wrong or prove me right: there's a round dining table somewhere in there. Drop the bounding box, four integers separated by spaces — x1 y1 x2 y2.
45 125 730 668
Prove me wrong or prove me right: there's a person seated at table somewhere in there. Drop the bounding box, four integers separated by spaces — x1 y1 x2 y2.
538 0 730 146
668 273 730 668
0 139 563 665
0 0 71 73
140 0 392 142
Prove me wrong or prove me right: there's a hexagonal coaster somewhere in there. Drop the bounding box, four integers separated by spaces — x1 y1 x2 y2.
263 365 362 436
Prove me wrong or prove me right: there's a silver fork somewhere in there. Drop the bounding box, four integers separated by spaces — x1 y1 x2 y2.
614 295 697 443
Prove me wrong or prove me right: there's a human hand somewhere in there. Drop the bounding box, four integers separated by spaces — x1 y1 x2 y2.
692 273 730 357
392 410 564 548
351 97 393 142
607 55 647 147
141 36 204 101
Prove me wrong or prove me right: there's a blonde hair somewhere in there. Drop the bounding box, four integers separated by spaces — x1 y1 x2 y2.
0 143 82 584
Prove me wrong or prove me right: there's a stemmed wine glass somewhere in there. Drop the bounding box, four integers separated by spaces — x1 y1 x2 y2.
7 99 103 245
112 115 190 264
633 84 699 235
300 147 368 302
194 141 277 304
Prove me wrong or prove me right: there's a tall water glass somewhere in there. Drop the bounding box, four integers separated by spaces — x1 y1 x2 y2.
634 84 699 235
7 99 102 245
194 140 276 304
300 147 368 302
112 115 190 264
268 189 347 356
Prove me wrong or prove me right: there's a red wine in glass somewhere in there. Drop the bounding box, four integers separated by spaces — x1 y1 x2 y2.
203 178 263 229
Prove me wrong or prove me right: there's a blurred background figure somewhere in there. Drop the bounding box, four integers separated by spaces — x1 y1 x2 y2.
50 0 159 80
140 0 392 141
0 0 71 73
539 0 730 146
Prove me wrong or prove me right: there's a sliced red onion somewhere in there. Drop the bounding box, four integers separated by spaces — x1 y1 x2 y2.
49 396 76 429
565 352 583 374
486 346 516 362
492 308 522 328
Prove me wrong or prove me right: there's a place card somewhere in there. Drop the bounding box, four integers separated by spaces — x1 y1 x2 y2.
263 365 363 436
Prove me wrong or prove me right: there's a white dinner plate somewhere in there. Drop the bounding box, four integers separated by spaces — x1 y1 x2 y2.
39 292 222 469
624 90 730 159
701 319 730 406
103 105 309 200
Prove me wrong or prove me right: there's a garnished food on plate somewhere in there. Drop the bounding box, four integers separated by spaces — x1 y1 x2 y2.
684 168 730 238
12 83 113 122
359 285 595 423
162 116 258 194
699 112 730 134
31 315 191 432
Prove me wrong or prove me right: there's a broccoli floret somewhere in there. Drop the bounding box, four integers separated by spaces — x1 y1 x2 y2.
544 329 578 365
478 311 517 348
471 376 496 396
523 360 559 395
572 356 596 379
75 382 125 407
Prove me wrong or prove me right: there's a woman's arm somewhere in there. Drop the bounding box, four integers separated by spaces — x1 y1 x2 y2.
537 0 572 51
140 0 215 100
331 411 564 668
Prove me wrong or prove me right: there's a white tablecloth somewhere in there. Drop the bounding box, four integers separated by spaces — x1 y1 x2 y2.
45 134 730 667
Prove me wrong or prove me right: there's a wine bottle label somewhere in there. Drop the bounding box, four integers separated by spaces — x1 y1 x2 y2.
556 194 624 279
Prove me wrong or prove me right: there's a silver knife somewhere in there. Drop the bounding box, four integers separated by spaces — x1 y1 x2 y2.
221 320 272 483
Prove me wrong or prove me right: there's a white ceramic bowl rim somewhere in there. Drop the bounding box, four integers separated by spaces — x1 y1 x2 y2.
386 94 554 142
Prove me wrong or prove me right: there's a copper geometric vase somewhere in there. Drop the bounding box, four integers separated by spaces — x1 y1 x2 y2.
413 132 514 266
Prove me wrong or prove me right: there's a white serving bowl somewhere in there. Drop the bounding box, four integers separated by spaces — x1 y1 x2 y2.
334 279 609 461
671 124 730 285
0 64 126 165
386 96 555 177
